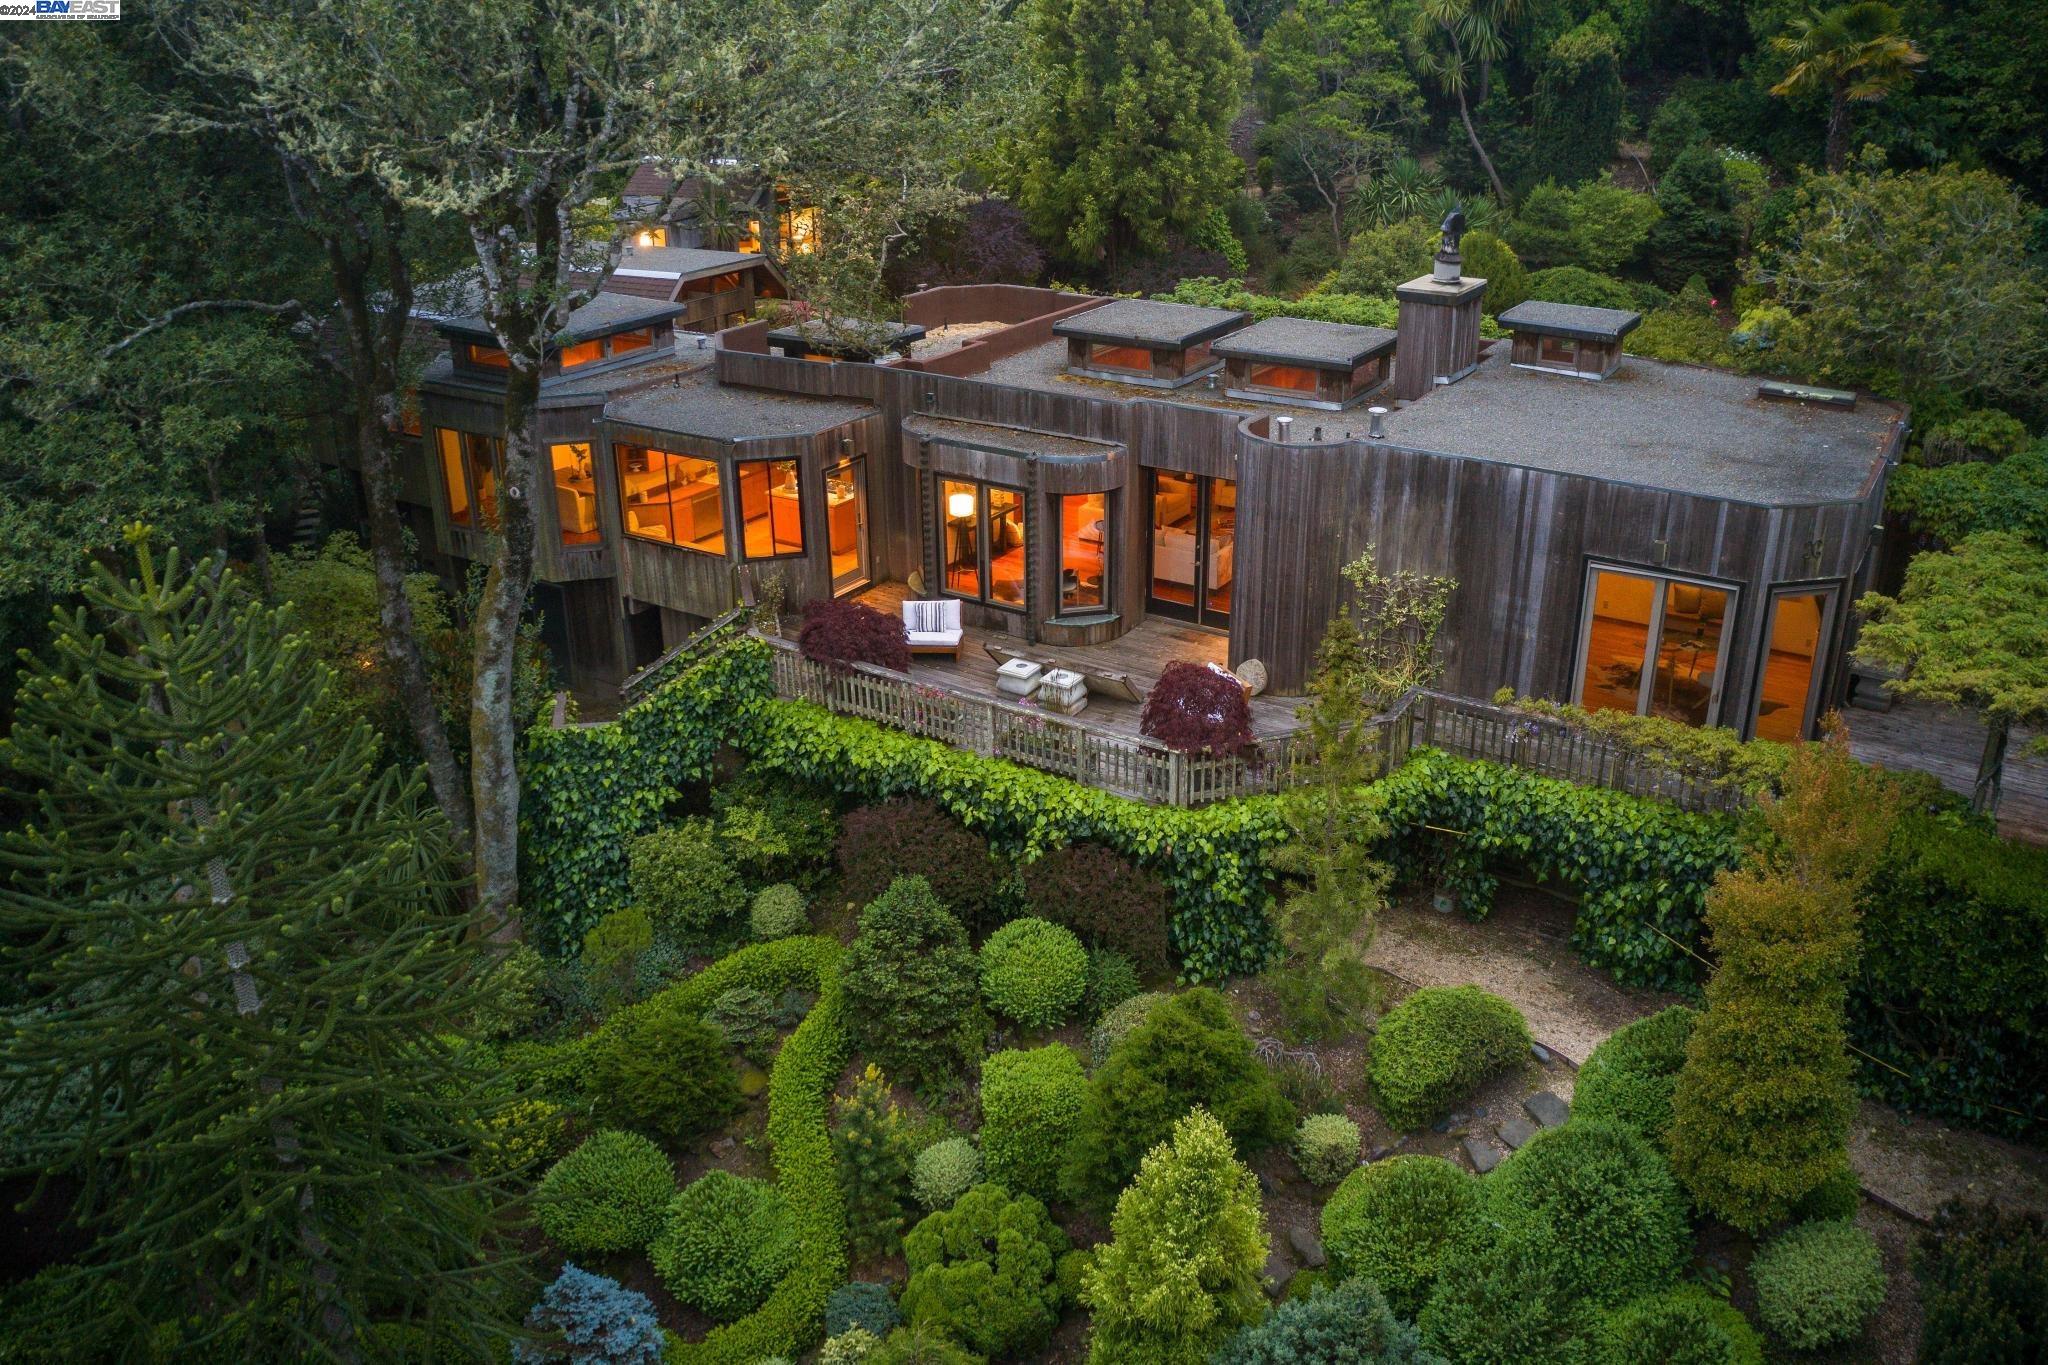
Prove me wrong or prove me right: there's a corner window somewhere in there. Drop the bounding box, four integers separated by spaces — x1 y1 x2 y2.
436 429 504 533
939 477 1026 610
1753 588 1835 742
617 444 724 554
1575 566 1734 727
550 443 600 547
1058 492 1108 613
738 458 805 558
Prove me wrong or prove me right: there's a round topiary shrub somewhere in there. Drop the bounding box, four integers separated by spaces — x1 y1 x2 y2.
648 1170 798 1322
1368 985 1532 1131
534 1129 676 1257
1088 990 1169 1067
820 1327 881 1365
1084 949 1142 1018
581 992 743 1143
1574 1005 1697 1152
901 1183 1069 1358
979 917 1087 1030
980 1045 1086 1205
1594 1285 1765 1365
1751 1219 1885 1351
1293 1113 1361 1186
1321 1155 1478 1317
629 819 747 935
518 1264 665 1365
912 1137 981 1210
1213 1277 1433 1365
750 883 809 941
825 1281 903 1340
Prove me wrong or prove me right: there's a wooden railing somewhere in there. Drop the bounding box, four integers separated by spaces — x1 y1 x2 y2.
618 605 748 707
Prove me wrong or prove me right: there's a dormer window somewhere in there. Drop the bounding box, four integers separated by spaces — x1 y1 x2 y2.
1053 299 1249 389
1497 301 1641 381
1212 318 1397 410
464 342 509 370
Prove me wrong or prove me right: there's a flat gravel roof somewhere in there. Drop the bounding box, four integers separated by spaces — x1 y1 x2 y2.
606 369 874 440
904 414 1118 459
1381 347 1901 504
1052 298 1249 348
1211 317 1397 368
613 247 764 280
437 291 686 344
1497 300 1642 343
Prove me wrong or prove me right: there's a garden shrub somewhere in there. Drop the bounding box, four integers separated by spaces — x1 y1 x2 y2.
534 1130 675 1257
1082 1108 1269 1364
1750 1219 1885 1351
1140 660 1256 758
824 1282 902 1341
1460 231 1528 315
515 1264 665 1365
833 1063 916 1257
820 1328 880 1365
705 984 780 1063
1914 1199 2048 1364
1291 1113 1360 1186
900 1183 1069 1358
1088 991 1169 1067
866 1325 980 1365
1321 1155 1477 1317
1419 1235 1593 1365
837 799 1009 932
979 1045 1086 1204
1330 217 1437 297
475 941 547 1040
650 1170 799 1323
582 905 653 1005
1064 987 1292 1210
629 818 746 935
841 877 985 1091
910 1137 981 1211
713 771 841 888
1573 1006 1697 1152
750 884 810 941
979 916 1088 1030
1790 1163 1862 1222
1084 949 1142 1018
581 990 742 1144
1213 1278 1439 1365
1023 843 1173 972
1526 265 1641 312
798 597 910 674
1368 986 1531 1130
474 1097 567 1181
1592 1286 1763 1365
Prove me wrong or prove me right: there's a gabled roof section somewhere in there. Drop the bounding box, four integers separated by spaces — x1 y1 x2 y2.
1052 298 1249 349
1211 317 1397 369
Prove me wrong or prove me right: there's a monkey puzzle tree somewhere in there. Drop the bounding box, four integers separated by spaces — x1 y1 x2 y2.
0 534 524 1359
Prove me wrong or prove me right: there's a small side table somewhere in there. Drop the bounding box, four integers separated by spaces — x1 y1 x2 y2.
996 657 1043 699
1039 667 1088 715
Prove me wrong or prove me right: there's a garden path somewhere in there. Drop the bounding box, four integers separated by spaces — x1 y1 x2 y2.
1364 891 2048 1223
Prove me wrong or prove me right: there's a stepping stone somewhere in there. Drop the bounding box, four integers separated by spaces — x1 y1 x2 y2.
1525 1091 1570 1128
1497 1117 1539 1150
1463 1135 1503 1173
1531 1042 1554 1064
1288 1226 1326 1269
1262 1244 1294 1296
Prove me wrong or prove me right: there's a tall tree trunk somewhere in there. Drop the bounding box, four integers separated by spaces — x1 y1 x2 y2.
1825 86 1849 173
1971 714 2009 818
1457 90 1510 206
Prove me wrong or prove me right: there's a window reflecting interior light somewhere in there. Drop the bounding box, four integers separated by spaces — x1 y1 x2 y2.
947 491 975 520
635 230 654 248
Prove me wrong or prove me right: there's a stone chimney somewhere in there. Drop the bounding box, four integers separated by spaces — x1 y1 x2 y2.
1392 209 1488 400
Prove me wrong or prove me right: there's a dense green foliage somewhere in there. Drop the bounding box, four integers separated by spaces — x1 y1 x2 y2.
901 1183 1070 1356
1064 988 1293 1209
751 883 812 940
979 916 1089 1030
650 1172 798 1322
1525 265 1642 310
582 990 743 1144
825 1282 903 1340
1749 1219 1886 1350
1530 17 1624 187
910 1137 982 1210
1213 1278 1443 1364
1022 842 1175 973
1647 146 1739 289
1913 1200 2048 1364
980 1045 1087 1204
535 1130 677 1258
842 877 986 1090
1082 1109 1269 1364
832 1063 917 1258
630 818 748 937
1368 986 1531 1130
1085 949 1145 1017
1320 1156 1477 1317
837 798 1010 932
1572 1006 1698 1152
1292 1113 1361 1185
1090 991 1173 1067
1593 1286 1764 1365
1888 441 2048 548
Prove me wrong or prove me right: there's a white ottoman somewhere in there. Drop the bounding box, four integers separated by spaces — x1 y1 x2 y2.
996 657 1043 699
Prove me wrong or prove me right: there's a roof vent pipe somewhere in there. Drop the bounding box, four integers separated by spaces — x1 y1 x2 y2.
1274 415 1293 444
1367 406 1388 440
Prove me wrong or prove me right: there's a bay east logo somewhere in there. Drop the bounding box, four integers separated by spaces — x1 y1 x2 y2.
0 0 120 17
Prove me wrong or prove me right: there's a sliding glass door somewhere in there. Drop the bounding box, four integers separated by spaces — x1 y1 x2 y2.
1148 471 1235 629
1575 566 1733 727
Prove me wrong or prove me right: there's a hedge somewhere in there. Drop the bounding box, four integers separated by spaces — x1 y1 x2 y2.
522 638 1283 979
1369 751 1743 992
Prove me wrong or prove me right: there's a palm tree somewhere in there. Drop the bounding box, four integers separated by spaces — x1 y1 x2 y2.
1770 2 1925 172
1410 0 1524 206
1357 157 1442 228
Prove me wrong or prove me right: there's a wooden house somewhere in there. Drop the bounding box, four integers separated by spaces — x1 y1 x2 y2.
1496 300 1641 381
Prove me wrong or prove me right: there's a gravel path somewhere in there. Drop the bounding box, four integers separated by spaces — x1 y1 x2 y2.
1365 889 2048 1221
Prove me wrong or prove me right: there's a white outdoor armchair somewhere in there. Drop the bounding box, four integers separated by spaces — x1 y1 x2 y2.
901 598 963 660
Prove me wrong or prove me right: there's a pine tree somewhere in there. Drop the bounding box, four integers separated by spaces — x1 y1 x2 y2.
1015 0 1246 268
0 533 524 1359
1667 730 1897 1231
1531 16 1624 188
1647 145 1739 290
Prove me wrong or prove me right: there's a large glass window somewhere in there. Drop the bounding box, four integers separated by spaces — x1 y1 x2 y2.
1087 341 1151 373
1148 473 1234 628
939 478 1025 609
436 429 503 532
826 456 869 593
1059 492 1108 613
617 444 724 553
1246 361 1319 395
550 443 600 547
463 342 509 370
738 458 805 558
1754 589 1831 741
1576 567 1732 727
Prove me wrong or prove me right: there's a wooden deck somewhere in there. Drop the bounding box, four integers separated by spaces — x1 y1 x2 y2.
1843 698 2048 845
846 581 1303 740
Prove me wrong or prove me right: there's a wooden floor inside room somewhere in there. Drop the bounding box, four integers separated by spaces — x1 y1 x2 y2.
1844 697 2047 845
847 580 1302 742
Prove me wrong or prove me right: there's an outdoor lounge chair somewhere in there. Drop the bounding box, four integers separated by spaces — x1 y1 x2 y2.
901 598 963 660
